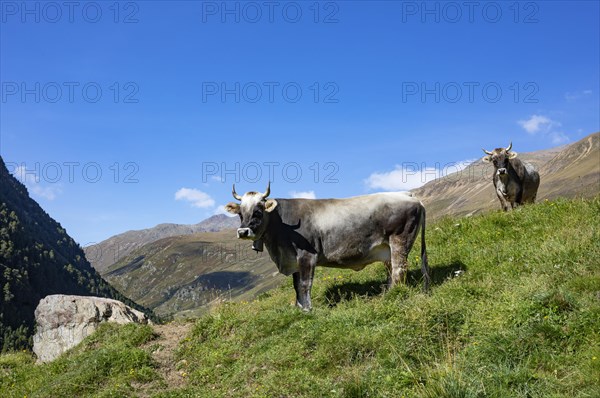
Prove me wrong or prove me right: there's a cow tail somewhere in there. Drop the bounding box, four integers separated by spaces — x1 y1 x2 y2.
420 204 431 292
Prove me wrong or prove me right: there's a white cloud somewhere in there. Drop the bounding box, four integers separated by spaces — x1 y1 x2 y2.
29 185 61 201
549 131 569 145
517 115 557 134
365 160 475 191
213 204 237 217
366 166 436 191
451 159 477 172
289 190 316 199
517 114 568 144
174 188 215 208
12 166 62 200
565 90 592 102
13 165 37 184
213 205 227 215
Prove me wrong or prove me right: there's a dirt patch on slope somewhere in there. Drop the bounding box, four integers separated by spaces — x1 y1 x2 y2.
136 321 194 395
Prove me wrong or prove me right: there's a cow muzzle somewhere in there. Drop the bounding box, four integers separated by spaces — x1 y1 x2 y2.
497 168 507 175
237 228 255 239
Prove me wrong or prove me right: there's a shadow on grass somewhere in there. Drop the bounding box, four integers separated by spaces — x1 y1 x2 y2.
409 261 467 287
324 280 385 307
324 261 467 307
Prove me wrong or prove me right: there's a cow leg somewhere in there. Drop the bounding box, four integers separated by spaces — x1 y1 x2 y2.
496 193 509 211
292 272 302 306
515 188 524 205
389 235 409 286
501 197 510 211
384 260 393 289
295 253 316 311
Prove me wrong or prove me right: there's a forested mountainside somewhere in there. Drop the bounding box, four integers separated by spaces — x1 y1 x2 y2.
0 157 155 352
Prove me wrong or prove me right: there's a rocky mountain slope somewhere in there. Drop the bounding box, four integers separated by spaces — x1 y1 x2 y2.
537 132 600 199
102 230 283 317
85 214 239 272
0 157 155 352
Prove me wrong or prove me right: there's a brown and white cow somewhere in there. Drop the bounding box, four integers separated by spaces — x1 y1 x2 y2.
482 142 540 211
225 183 430 311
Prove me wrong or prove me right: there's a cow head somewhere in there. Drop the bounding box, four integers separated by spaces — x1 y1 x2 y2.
224 182 278 240
482 142 518 177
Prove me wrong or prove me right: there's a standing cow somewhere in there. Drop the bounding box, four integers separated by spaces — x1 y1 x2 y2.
482 142 540 211
225 183 430 311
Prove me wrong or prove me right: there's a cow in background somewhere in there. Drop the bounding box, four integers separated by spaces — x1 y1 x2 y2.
482 142 540 211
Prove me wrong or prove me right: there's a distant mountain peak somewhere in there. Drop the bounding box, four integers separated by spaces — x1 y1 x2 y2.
85 212 239 272
199 214 229 221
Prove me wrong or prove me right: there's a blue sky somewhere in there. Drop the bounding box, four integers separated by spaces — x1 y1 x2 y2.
1 1 599 245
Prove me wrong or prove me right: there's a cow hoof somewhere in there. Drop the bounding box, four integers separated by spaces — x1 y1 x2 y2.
296 302 312 312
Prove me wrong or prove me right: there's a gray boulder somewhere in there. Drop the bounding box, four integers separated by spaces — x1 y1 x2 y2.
33 294 151 363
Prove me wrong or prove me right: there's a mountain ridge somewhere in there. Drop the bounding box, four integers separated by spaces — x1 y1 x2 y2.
102 230 282 317
84 214 239 272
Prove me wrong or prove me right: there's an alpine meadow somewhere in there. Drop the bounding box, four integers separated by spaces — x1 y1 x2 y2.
1 2 599 398
1 196 599 397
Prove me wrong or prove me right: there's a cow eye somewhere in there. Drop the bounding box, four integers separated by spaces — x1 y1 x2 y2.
253 210 262 218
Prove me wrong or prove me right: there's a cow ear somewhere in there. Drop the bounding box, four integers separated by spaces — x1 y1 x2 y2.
482 155 492 163
265 199 278 213
224 202 241 214
508 151 518 159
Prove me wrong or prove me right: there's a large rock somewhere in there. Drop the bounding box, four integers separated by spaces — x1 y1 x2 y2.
33 294 152 362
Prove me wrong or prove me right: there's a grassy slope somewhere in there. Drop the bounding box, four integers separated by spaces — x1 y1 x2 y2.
102 231 284 317
2 197 599 397
0 323 160 398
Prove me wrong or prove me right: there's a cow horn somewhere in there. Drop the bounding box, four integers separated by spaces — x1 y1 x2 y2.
506 142 512 151
232 184 242 201
482 148 493 155
262 181 271 199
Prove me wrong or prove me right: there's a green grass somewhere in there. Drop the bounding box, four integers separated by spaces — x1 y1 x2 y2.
0 323 160 398
2 197 599 397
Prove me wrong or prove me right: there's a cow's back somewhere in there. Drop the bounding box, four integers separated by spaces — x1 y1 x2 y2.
508 158 540 203
521 162 540 203
311 193 421 233
278 193 422 266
